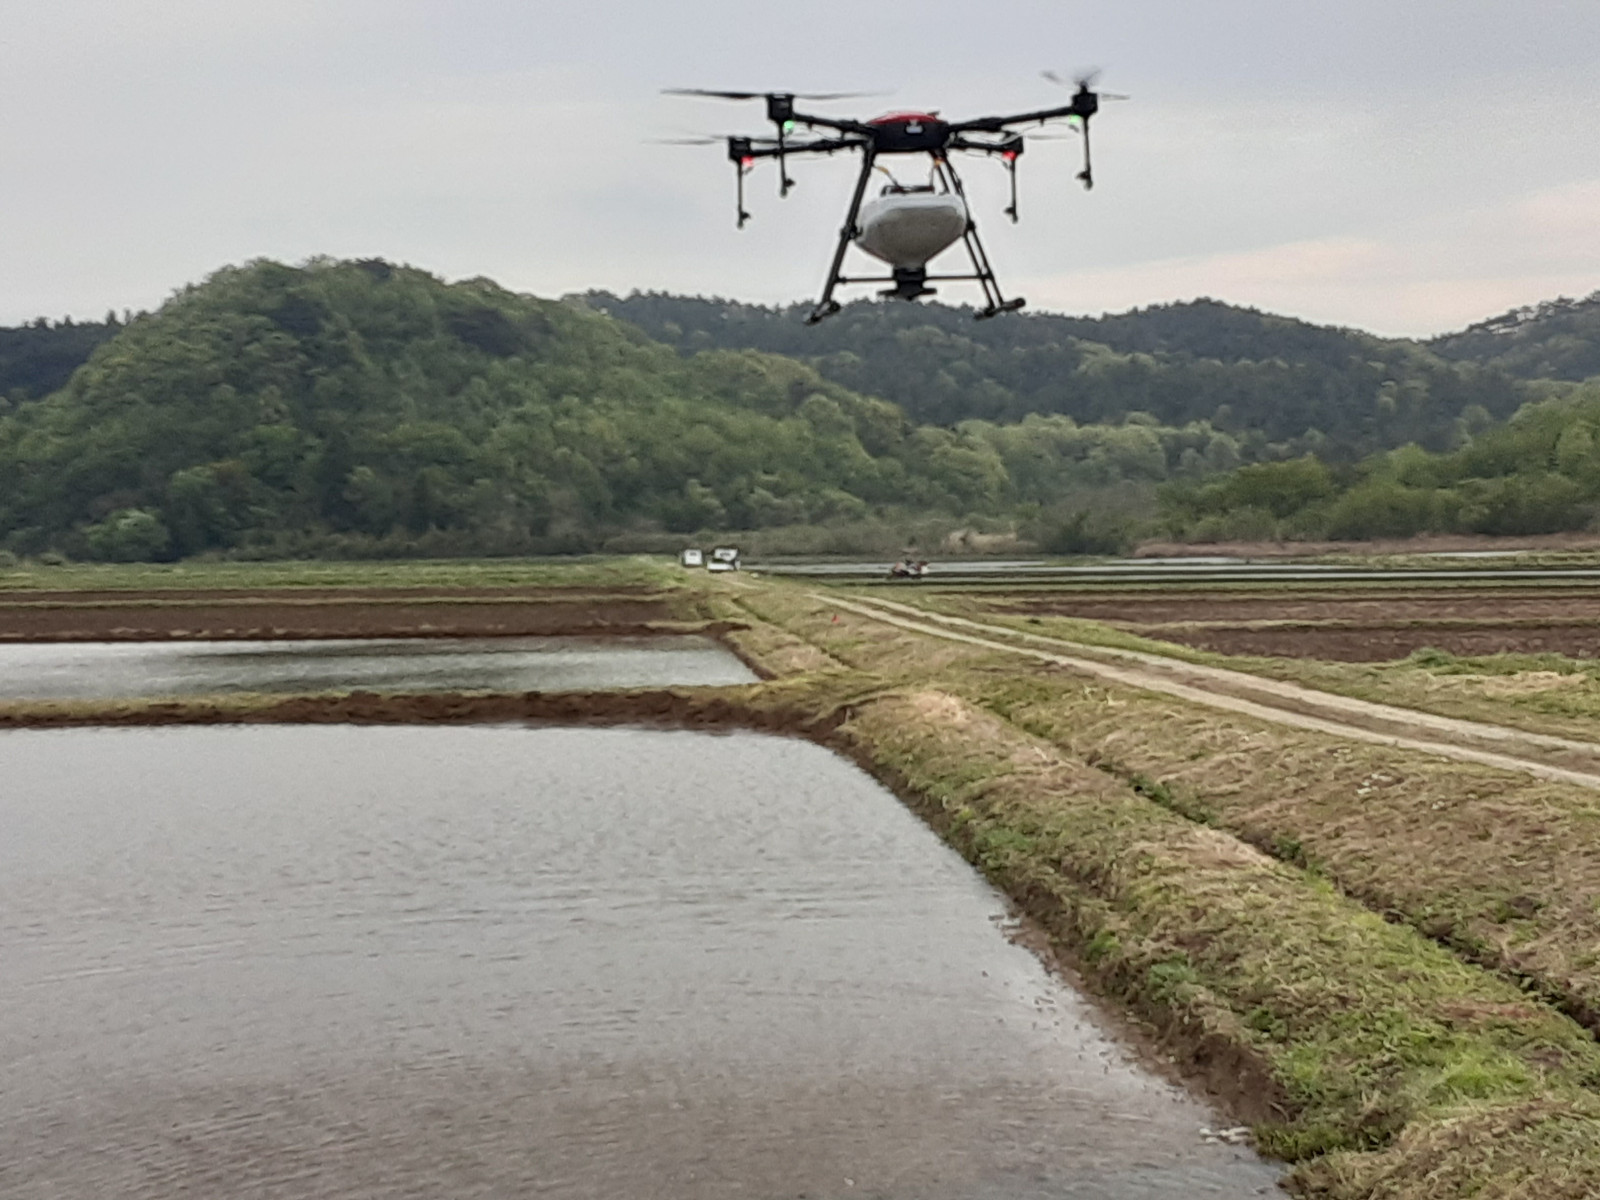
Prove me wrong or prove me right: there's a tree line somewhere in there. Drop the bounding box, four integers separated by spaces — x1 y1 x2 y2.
0 258 1258 561
1160 384 1600 543
585 291 1526 458
5 261 1599 563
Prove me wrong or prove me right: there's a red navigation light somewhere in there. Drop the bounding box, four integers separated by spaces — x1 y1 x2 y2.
1002 150 1018 162
740 156 754 169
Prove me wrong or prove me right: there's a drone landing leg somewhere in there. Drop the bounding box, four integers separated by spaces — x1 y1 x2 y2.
807 148 877 325
962 225 1024 319
933 157 1024 320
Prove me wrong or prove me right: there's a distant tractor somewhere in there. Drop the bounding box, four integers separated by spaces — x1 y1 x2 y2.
680 548 705 568
707 546 741 572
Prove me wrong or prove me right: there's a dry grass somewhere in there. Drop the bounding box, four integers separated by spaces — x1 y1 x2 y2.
973 669 1600 1028
937 592 1600 744
832 688 1600 1190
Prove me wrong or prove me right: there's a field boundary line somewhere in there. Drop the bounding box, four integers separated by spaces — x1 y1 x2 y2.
821 592 1600 790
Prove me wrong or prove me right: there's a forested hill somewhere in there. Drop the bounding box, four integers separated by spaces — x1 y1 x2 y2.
584 292 1526 457
0 317 121 407
1428 291 1600 382
7 257 1253 561
0 259 944 559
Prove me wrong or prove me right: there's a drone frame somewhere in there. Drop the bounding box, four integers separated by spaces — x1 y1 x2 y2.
674 84 1105 323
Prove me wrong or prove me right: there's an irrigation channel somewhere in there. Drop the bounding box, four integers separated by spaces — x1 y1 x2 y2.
0 641 1283 1198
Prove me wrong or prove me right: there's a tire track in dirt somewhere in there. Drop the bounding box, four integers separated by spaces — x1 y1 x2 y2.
824 593 1600 790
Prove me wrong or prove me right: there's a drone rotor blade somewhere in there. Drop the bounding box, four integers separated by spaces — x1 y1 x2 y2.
650 129 782 146
662 88 766 100
791 91 889 101
1041 68 1130 102
664 87 886 102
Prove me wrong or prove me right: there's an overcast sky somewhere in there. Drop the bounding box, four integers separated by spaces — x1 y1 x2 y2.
2 1 1597 336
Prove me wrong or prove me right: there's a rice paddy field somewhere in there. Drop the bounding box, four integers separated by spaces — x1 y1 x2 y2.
8 553 1600 1197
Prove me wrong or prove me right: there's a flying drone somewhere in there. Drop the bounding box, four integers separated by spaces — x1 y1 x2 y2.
664 74 1122 323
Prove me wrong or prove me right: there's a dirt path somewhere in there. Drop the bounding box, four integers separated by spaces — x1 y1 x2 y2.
825 593 1600 789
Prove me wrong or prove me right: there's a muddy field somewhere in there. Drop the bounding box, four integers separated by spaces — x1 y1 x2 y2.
0 589 685 642
975 586 1600 661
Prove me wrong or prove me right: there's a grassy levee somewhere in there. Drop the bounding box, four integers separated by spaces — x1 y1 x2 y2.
975 672 1600 1025
926 591 1600 745
876 590 1600 1037
720 578 1600 1196
1229 649 1600 747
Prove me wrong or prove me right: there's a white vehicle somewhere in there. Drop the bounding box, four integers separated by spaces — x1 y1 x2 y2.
679 548 705 568
707 546 740 572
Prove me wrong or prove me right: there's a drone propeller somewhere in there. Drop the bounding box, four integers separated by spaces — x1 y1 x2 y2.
663 88 885 101
666 87 883 201
1041 69 1130 101
647 132 782 146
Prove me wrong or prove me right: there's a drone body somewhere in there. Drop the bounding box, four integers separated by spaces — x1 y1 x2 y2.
666 82 1117 323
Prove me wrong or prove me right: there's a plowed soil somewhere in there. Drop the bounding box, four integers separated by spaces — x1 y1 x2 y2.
984 588 1600 661
0 590 681 642
1149 623 1600 661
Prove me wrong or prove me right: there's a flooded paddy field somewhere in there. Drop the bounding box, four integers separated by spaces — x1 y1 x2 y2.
0 634 757 701
959 583 1600 661
0 726 1281 1199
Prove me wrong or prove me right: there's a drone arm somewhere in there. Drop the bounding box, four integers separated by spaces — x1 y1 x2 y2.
738 137 865 159
783 110 874 136
949 93 1098 134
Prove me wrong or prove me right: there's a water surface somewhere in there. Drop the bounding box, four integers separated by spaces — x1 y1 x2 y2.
0 634 756 700
0 726 1281 1198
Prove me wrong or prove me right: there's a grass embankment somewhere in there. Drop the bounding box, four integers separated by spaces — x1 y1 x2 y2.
715 579 1600 1197
868 588 1600 1035
1228 649 1600 745
917 586 1600 745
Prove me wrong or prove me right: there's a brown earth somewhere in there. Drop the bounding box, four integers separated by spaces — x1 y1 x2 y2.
0 594 683 642
0 687 788 732
0 585 659 603
987 588 1600 625
983 588 1600 661
1147 623 1600 661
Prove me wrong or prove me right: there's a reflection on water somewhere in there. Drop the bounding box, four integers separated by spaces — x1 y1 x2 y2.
0 727 1281 1199
0 635 757 699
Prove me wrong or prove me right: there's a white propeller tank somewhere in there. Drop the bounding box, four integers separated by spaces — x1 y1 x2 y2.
855 190 968 269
